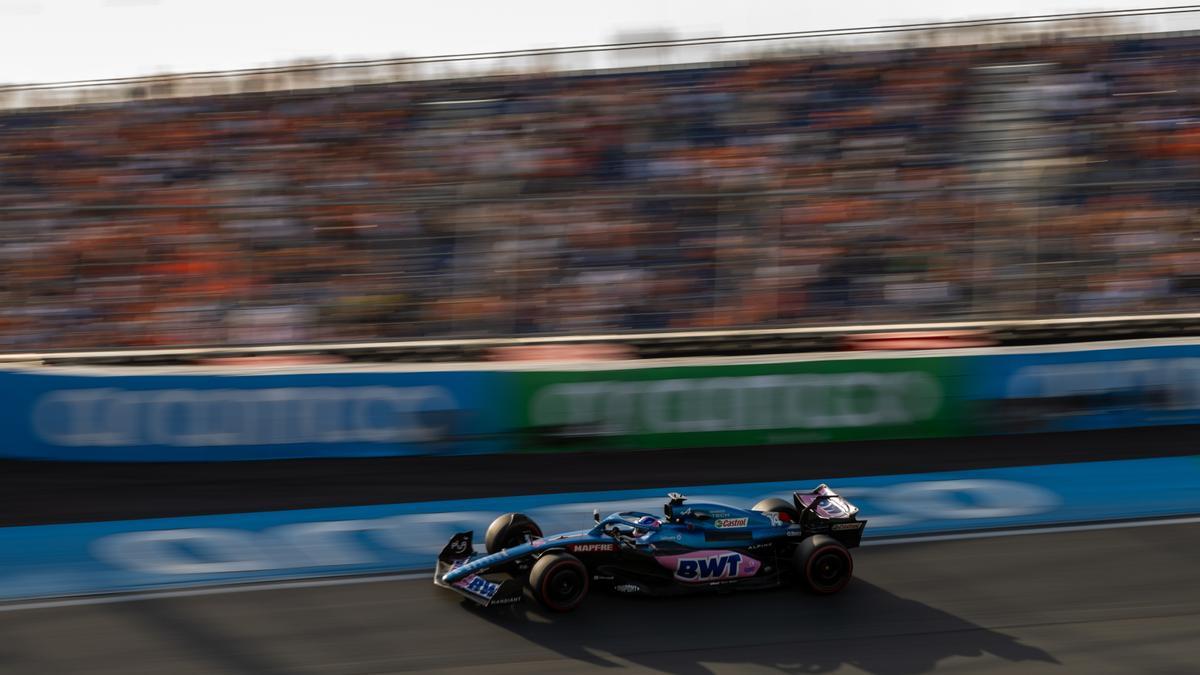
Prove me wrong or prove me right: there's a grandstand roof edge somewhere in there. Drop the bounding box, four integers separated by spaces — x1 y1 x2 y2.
3 26 1199 113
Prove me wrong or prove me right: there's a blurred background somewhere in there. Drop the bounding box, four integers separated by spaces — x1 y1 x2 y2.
4 3 1200 349
1 6 1200 674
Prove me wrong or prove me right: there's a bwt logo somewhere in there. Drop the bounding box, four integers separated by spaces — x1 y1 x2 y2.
461 575 499 599
676 553 744 581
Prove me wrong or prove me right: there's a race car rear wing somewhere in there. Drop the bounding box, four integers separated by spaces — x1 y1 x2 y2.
794 484 859 519
794 484 866 548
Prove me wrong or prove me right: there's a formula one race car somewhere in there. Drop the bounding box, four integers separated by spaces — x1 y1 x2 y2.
433 485 865 612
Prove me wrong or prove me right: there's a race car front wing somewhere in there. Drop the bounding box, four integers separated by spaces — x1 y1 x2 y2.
433 531 524 607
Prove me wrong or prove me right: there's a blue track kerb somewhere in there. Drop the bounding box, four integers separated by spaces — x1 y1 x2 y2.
0 455 1198 601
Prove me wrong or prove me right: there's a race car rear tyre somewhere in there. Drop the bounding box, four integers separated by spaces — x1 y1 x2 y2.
529 551 589 612
794 535 853 594
485 513 543 554
752 497 800 523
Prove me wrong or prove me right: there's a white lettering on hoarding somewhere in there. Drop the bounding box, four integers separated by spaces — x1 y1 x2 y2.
31 386 458 447
881 479 1059 520
90 480 1058 577
90 529 277 575
1006 358 1200 411
530 372 942 434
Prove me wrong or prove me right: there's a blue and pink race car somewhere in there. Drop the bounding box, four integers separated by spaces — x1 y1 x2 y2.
434 485 866 612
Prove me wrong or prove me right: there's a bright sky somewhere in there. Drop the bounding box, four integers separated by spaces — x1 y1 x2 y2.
1 0 1197 84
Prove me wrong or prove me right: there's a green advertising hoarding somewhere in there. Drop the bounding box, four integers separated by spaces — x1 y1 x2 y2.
514 356 968 451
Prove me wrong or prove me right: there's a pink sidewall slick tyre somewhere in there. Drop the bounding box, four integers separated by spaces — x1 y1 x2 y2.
795 535 854 594
485 513 543 554
529 551 589 612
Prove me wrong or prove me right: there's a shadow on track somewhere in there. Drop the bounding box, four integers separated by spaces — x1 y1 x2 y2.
470 579 1058 675
110 599 293 675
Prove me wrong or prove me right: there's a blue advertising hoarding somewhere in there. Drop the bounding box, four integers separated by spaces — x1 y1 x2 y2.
10 339 1200 461
0 368 513 461
0 455 1196 601
967 344 1200 434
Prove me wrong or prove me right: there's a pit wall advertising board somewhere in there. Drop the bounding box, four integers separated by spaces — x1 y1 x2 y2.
966 343 1200 434
513 356 970 451
0 368 512 461
10 340 1200 461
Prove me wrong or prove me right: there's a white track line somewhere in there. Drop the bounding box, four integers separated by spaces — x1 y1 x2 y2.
864 514 1200 546
1 514 1198 613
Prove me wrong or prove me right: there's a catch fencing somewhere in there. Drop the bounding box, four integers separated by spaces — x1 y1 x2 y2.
5 181 1200 353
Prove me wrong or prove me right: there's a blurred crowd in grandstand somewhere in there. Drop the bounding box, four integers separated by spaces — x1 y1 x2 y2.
2 33 1200 348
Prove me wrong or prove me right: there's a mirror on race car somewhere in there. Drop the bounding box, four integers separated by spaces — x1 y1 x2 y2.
593 508 600 523
665 492 687 520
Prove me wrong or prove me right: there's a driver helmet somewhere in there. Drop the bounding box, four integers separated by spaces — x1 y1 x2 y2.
633 515 660 536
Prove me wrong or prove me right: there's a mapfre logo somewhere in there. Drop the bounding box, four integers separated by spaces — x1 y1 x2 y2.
568 543 616 553
714 517 748 529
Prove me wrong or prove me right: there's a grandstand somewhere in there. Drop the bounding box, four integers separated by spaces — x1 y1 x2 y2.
2 29 1200 349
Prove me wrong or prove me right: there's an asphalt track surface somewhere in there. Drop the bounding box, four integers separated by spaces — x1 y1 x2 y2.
5 425 1200 526
0 522 1195 674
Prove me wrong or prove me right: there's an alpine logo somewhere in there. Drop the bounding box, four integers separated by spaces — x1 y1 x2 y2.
817 498 849 518
455 575 500 599
676 553 744 581
714 517 748 529
568 543 616 553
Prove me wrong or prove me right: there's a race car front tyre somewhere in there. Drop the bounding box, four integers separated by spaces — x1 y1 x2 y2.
529 551 589 612
485 513 543 554
752 497 800 523
794 535 853 594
